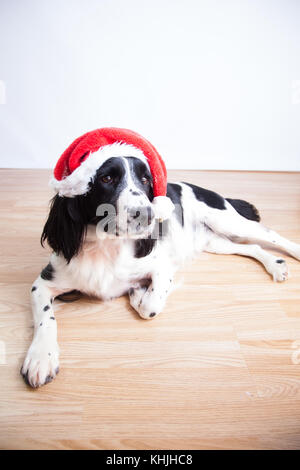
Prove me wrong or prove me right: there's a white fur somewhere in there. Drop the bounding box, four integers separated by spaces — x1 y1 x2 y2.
22 172 300 387
21 276 59 387
152 196 175 220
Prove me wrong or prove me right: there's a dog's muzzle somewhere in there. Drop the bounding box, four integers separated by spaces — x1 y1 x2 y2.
127 206 154 227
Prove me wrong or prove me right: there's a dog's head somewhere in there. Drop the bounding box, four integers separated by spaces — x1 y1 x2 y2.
41 156 156 262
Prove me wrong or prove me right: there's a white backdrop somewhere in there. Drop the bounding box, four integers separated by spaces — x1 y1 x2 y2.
0 0 299 170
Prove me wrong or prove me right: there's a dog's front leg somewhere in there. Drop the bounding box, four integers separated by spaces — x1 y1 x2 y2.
129 265 175 320
21 274 61 388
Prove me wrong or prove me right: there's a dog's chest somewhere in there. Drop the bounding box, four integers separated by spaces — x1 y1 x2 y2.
68 237 151 299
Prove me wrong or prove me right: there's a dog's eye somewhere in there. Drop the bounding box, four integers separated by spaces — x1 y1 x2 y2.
101 175 112 183
141 177 149 185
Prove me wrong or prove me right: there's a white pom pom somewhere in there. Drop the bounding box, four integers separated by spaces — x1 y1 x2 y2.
152 196 175 221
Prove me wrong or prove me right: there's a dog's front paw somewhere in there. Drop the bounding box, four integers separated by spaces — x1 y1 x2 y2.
21 339 60 388
268 258 289 282
129 286 164 320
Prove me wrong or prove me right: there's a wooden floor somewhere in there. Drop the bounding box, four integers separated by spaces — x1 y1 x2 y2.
0 169 300 450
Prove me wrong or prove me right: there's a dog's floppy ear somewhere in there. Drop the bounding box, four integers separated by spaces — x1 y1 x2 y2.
41 195 87 263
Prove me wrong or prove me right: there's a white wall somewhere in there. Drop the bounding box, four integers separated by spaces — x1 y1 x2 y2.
0 0 299 170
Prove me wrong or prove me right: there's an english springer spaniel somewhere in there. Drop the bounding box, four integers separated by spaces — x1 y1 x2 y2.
21 156 300 388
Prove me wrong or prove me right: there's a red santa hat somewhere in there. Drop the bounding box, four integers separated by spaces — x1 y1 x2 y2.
50 127 174 220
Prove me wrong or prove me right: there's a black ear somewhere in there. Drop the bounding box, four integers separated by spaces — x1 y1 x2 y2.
41 195 87 263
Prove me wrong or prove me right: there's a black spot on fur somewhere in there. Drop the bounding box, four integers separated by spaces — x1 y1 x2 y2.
50 316 55 320
39 322 43 326
41 263 54 281
276 259 285 264
48 352 51 356
43 305 50 311
134 238 157 258
128 288 134 296
132 191 139 196
31 286 37 292
149 312 156 317
226 198 261 222
183 182 226 210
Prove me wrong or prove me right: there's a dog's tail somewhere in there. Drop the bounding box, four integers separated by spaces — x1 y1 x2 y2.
55 290 82 302
226 198 261 222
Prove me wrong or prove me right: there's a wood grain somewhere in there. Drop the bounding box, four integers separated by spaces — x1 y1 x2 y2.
0 169 300 450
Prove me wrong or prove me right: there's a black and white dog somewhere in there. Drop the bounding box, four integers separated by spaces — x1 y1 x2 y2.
21 155 300 388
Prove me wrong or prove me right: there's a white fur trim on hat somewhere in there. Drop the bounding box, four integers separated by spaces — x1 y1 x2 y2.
50 142 149 197
152 196 175 221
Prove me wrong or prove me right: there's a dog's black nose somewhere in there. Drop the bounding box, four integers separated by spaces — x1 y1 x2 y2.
128 206 154 226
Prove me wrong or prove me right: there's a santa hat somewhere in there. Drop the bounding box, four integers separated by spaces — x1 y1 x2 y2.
50 127 174 220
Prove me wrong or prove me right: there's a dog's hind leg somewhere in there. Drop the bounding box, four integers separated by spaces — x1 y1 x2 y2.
203 201 300 261
204 233 289 282
21 267 64 388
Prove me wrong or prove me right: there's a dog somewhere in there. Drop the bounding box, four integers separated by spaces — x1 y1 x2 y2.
21 128 300 388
